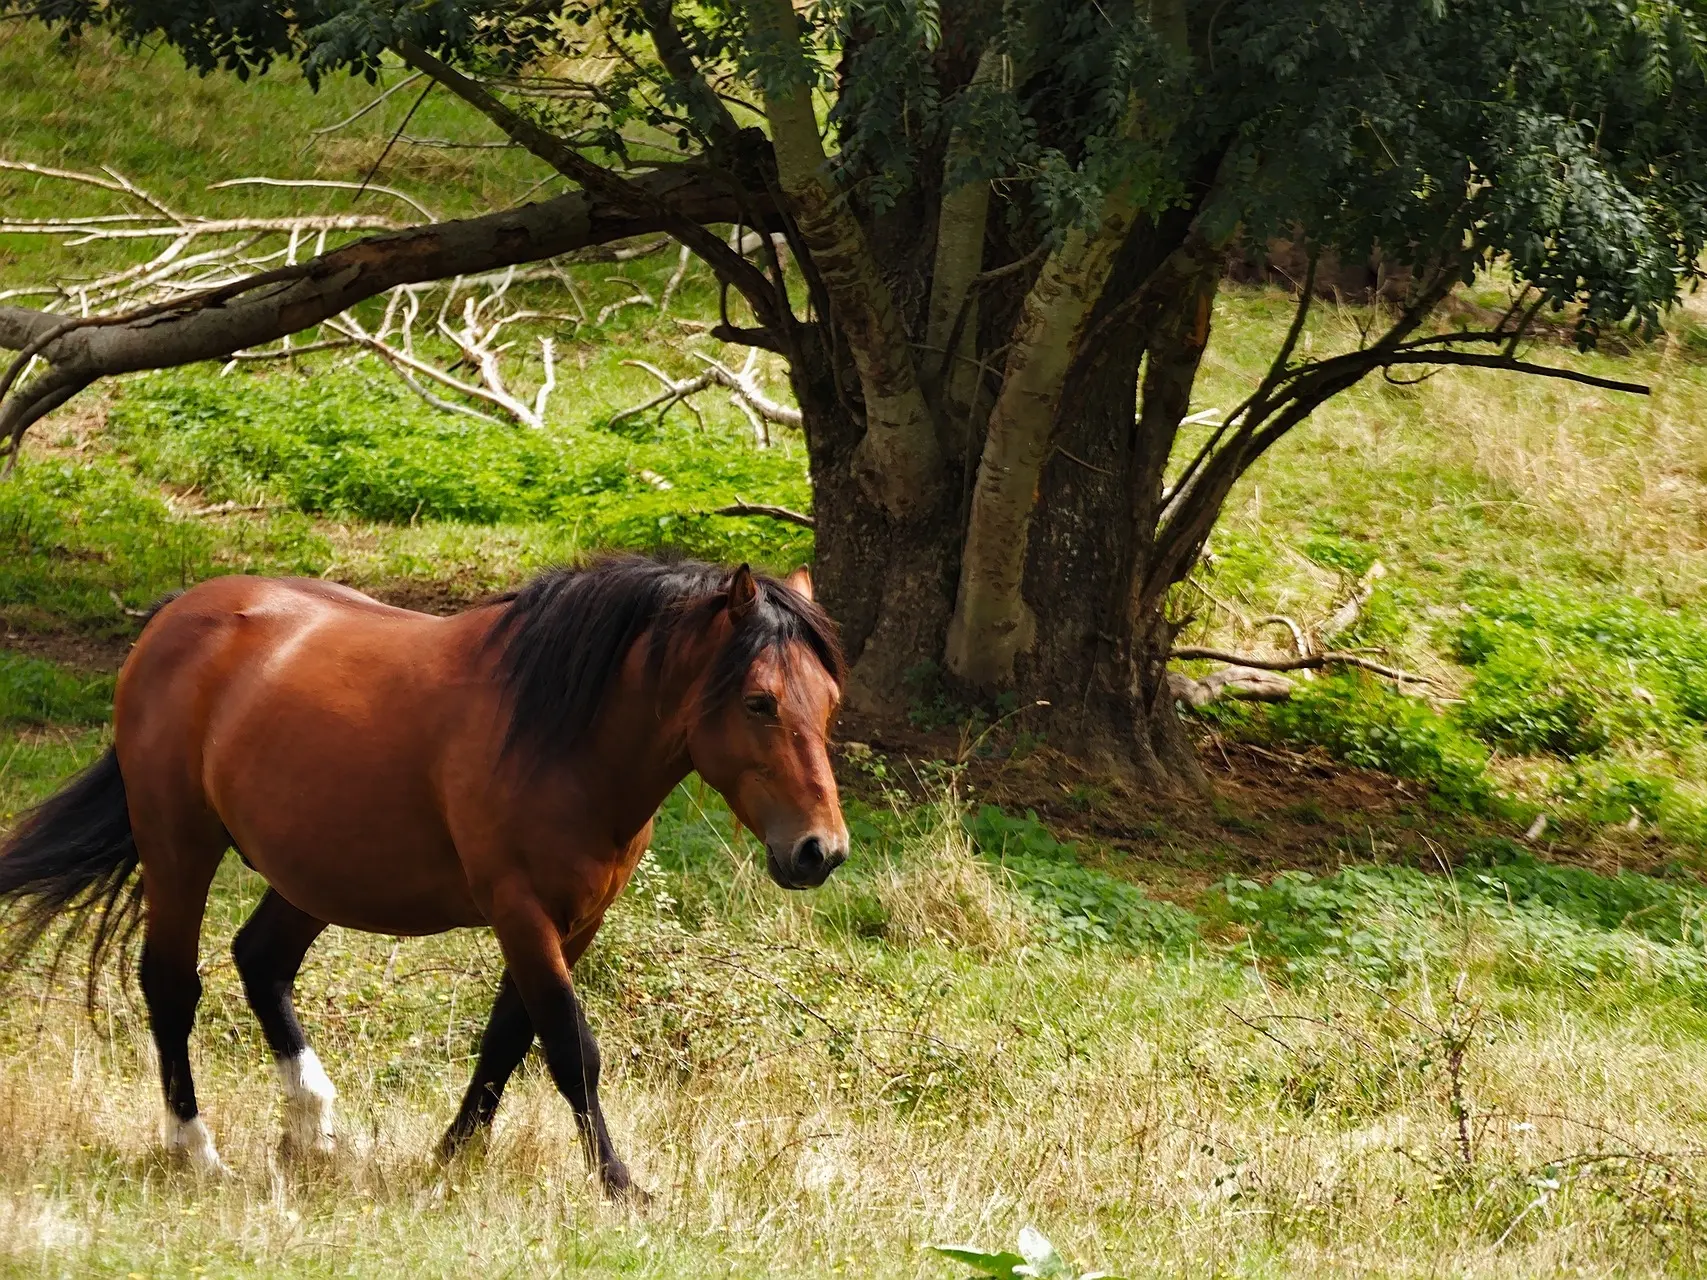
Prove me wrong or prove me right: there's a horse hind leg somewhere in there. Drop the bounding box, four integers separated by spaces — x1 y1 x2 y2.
231 888 333 1156
136 845 227 1175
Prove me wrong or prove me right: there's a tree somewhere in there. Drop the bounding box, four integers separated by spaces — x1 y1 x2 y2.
1 0 1702 789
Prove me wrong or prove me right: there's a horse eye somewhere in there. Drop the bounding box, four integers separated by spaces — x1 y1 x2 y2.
744 693 780 719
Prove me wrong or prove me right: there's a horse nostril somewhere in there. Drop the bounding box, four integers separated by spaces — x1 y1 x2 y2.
794 835 827 876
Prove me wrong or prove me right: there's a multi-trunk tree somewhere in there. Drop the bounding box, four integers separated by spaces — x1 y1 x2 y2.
2 0 1703 789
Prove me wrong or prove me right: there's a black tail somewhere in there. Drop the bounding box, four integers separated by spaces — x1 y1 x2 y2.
0 747 143 1007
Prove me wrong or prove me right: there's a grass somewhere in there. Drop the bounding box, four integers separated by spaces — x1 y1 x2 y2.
0 24 549 287
4 745 1707 1276
10 18 1707 1277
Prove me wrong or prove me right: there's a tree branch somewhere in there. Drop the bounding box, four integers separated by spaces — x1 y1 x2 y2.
307 72 426 139
924 43 1002 425
640 0 744 146
709 499 815 528
1170 646 1432 684
1376 351 1648 395
0 167 755 453
391 40 783 332
1143 254 1472 609
739 0 943 515
207 176 437 222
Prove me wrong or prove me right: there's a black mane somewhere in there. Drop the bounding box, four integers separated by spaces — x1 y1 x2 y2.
486 555 844 756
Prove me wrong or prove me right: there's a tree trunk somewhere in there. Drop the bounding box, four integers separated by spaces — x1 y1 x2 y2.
1012 352 1208 791
1005 220 1216 794
793 353 961 718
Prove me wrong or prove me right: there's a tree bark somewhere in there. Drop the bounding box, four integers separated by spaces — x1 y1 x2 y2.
743 0 944 519
793 347 961 716
943 187 1143 686
923 43 1001 436
1007 219 1221 791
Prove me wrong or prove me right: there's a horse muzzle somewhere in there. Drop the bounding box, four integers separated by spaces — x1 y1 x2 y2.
766 833 847 890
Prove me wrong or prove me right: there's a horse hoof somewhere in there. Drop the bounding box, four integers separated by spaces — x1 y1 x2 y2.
165 1116 233 1179
436 1126 488 1164
281 1133 337 1163
601 1166 650 1206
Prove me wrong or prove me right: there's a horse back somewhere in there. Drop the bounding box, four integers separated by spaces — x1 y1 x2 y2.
114 576 498 933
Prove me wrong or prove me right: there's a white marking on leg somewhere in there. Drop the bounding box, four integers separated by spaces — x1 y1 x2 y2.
277 1047 337 1155
163 1113 230 1176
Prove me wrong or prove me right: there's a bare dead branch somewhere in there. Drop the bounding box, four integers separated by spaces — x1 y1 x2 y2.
399 135 518 151
307 73 426 138
709 499 815 528
0 158 179 215
610 348 800 441
659 244 693 315
0 215 403 239
1170 646 1432 685
222 338 355 367
208 177 438 222
597 280 657 326
1167 667 1295 707
611 359 715 429
1317 561 1386 643
0 158 760 454
1255 615 1310 659
689 350 802 427
174 499 284 518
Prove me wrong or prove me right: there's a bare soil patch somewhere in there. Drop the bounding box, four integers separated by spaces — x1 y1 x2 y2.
0 621 135 673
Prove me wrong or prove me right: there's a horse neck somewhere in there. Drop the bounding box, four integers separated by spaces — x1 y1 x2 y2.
555 631 712 844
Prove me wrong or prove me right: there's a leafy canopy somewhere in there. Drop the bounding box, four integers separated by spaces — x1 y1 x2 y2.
14 0 1707 340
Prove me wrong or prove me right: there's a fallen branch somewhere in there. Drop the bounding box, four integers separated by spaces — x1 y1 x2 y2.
611 350 801 442
106 589 150 618
709 500 815 529
610 359 714 430
208 176 438 222
658 244 693 316
690 350 802 430
307 73 426 139
1171 646 1431 685
1318 561 1386 643
399 135 518 151
174 499 284 518
595 277 657 326
1255 614 1310 658
1168 666 1295 708
0 155 769 459
223 338 354 365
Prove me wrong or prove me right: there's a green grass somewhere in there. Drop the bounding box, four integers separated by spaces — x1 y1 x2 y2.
0 653 112 727
106 363 812 568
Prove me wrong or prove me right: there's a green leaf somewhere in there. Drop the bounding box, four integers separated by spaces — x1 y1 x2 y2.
927 1244 1028 1277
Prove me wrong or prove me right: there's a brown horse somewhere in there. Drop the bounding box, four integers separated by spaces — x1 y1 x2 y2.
0 556 847 1196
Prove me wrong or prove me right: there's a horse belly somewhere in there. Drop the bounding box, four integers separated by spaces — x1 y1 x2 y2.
205 669 485 935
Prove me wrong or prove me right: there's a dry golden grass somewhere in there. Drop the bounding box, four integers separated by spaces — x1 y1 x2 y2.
1 801 1706 1278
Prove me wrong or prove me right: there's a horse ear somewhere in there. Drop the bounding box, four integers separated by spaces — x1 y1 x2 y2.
727 563 758 619
784 565 814 602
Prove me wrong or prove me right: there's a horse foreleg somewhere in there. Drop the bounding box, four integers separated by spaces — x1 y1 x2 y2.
438 970 534 1159
489 897 636 1199
232 888 333 1156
